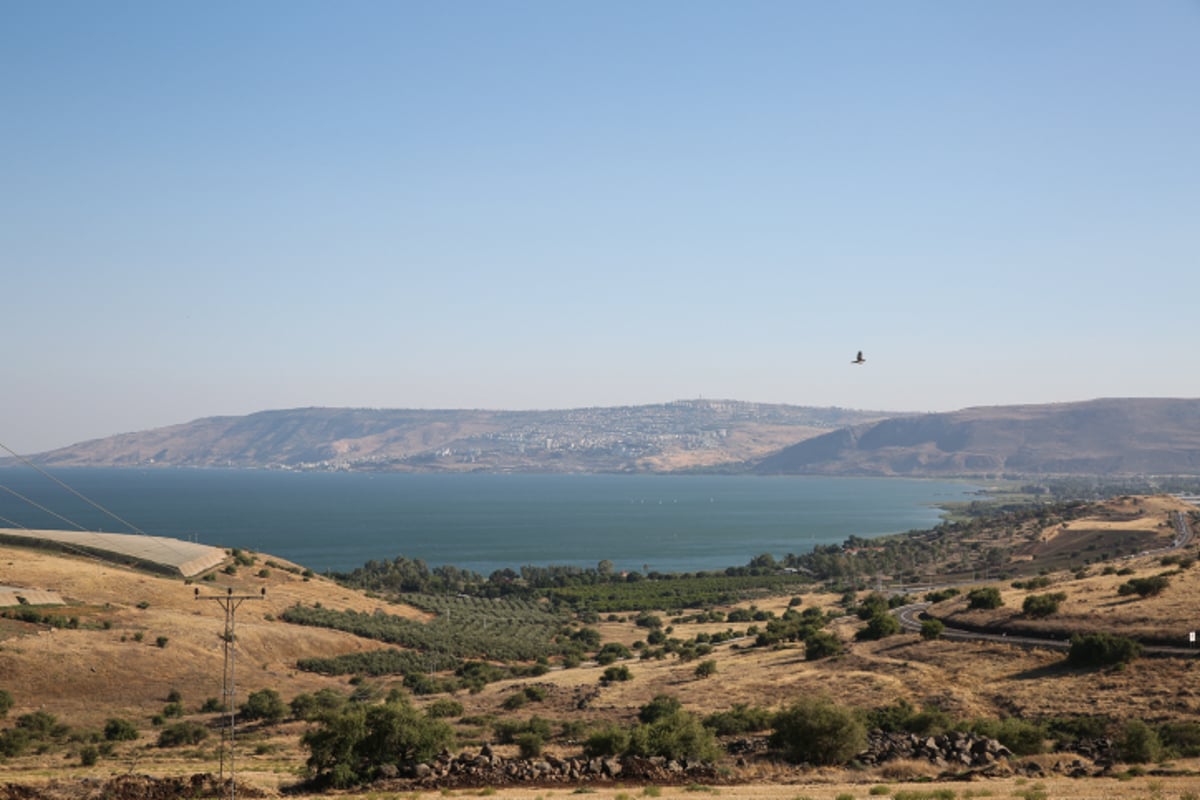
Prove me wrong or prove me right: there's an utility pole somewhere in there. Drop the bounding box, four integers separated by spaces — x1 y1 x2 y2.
195 586 265 800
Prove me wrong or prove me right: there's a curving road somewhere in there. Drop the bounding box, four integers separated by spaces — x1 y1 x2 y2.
893 510 1198 657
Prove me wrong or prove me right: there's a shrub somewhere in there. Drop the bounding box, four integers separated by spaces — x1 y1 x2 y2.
79 745 99 766
1067 632 1142 667
200 697 224 713
162 702 185 718
694 660 718 679
703 704 772 736
515 732 544 758
967 587 1003 610
970 717 1045 756
302 696 455 787
584 723 632 758
770 696 867 765
601 665 631 685
502 692 528 710
856 611 900 641
157 722 209 747
155 636 169 648
804 631 843 660
1118 575 1170 598
639 694 683 724
925 588 960 603
290 688 345 720
1119 719 1162 763
426 698 464 719
240 688 287 723
1023 592 1067 619
104 718 139 742
920 619 945 640
629 710 721 763
0 689 12 717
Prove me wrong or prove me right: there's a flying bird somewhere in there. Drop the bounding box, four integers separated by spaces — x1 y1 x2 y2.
851 351 865 365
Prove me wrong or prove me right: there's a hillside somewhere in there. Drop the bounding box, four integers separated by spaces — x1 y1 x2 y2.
755 397 1200 477
16 401 887 473
2 495 1200 800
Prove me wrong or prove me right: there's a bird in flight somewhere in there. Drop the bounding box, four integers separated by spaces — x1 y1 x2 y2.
851 351 865 365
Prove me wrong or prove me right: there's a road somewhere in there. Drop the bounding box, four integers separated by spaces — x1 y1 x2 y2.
892 509 1198 657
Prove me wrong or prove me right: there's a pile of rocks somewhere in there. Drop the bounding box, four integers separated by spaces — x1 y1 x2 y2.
858 731 1012 769
392 745 723 789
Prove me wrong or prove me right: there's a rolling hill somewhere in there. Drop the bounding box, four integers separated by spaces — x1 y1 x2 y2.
754 397 1200 477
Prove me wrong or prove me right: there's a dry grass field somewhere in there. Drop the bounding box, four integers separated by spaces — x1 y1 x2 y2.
2 495 1199 799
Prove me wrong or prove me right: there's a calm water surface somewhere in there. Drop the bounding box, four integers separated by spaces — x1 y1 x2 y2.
0 468 979 574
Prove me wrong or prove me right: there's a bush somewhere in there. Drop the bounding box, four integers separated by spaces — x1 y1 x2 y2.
924 588 959 603
0 689 12 717
1023 592 1067 619
240 688 287 723
856 612 900 641
639 695 683 724
515 732 543 758
157 722 209 747
426 698 464 719
601 665 632 685
694 660 718 679
967 587 1003 610
104 718 139 742
302 697 455 787
1118 575 1170 598
770 697 867 765
970 717 1045 756
804 631 843 660
920 619 945 640
1067 632 1142 668
1119 719 1162 763
79 745 99 766
290 688 345 720
703 704 772 736
584 723 632 758
155 636 169 648
629 709 721 763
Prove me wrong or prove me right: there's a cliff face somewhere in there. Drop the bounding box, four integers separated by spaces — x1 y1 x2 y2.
754 398 1200 476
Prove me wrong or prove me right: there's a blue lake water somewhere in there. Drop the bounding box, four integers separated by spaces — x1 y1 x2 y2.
0 468 979 575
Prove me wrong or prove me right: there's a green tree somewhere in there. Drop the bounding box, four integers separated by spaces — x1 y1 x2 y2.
639 694 683 724
804 631 843 660
771 697 867 766
1067 632 1142 668
104 718 139 742
1119 719 1162 763
629 709 721 762
855 612 900 641
920 619 945 640
301 696 455 787
694 659 718 679
241 688 288 723
1023 592 1067 618
967 587 1004 610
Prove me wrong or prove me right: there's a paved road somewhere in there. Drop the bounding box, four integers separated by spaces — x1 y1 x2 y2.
895 602 1200 658
893 510 1199 657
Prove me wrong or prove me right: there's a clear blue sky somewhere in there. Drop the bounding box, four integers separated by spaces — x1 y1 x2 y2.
3 1 1198 453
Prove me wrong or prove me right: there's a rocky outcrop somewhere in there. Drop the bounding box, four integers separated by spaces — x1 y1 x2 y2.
858 731 1012 769
391 747 724 789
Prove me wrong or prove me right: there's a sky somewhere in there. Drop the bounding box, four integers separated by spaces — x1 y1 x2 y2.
3 1 1199 454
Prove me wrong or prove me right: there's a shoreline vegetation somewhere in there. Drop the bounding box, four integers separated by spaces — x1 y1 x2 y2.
2 481 1200 799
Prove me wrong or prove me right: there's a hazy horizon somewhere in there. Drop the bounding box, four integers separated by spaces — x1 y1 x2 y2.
5 2 1198 453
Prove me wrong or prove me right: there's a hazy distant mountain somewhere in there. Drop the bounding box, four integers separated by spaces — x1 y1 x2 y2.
754 398 1200 477
19 401 889 473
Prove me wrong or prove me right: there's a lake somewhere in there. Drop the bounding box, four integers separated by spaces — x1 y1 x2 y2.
0 468 979 575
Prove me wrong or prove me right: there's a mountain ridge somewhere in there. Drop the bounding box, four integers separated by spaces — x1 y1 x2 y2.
754 397 1200 477
14 397 1200 476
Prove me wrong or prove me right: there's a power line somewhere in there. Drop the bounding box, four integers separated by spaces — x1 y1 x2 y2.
0 440 147 535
